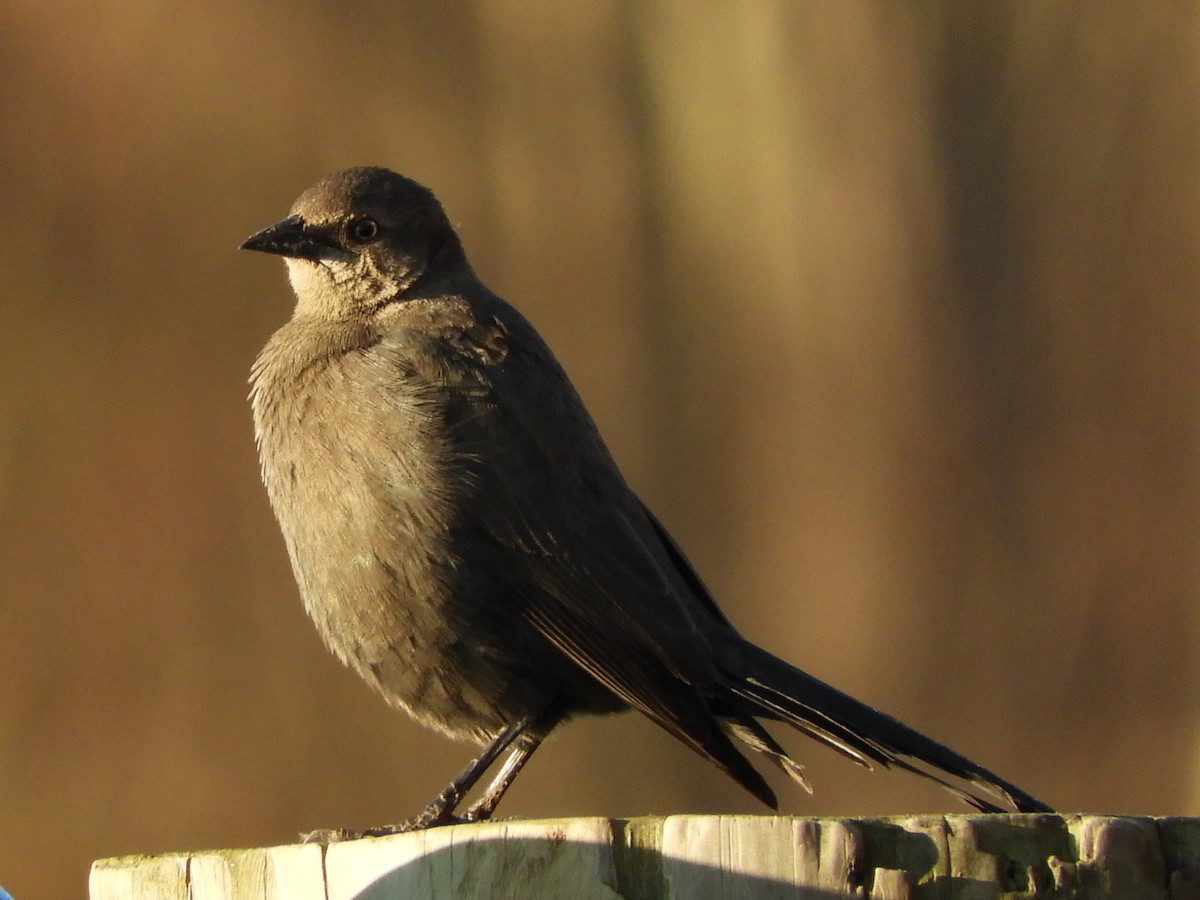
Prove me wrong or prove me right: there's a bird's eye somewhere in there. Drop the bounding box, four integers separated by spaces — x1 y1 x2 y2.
347 216 379 245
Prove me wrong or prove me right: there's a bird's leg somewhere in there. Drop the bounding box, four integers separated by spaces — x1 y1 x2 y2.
460 731 546 823
459 700 566 823
300 716 531 843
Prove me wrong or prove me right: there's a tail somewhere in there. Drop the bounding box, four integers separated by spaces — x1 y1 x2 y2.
715 635 1052 813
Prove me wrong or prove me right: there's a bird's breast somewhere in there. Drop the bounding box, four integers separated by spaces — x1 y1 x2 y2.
253 337 467 676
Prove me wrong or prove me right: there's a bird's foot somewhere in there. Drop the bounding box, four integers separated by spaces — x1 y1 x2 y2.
297 773 510 843
298 827 364 844
299 809 480 843
360 811 471 837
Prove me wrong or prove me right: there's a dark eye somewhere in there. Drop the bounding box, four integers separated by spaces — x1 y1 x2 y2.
347 216 379 245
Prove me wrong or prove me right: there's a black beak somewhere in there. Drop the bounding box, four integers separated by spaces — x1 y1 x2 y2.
240 215 337 261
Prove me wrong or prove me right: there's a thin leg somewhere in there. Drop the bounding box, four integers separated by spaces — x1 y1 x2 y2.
460 731 546 823
301 716 532 843
460 699 566 823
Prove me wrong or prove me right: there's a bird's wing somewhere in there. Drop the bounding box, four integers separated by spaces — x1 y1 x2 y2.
481 488 777 807
400 313 776 806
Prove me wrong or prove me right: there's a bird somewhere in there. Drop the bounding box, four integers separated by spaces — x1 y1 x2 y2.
241 167 1051 839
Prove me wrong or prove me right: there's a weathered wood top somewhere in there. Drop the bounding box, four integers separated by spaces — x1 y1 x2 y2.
89 814 1200 899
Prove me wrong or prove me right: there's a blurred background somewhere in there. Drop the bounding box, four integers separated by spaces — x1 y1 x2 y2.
3 2 1199 896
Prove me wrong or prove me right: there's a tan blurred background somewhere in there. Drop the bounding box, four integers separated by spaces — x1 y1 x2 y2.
3 1 1199 895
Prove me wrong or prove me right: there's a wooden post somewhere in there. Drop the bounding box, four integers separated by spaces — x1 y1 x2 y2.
89 814 1200 899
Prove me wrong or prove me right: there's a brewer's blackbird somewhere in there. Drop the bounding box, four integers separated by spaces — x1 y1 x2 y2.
242 167 1051 839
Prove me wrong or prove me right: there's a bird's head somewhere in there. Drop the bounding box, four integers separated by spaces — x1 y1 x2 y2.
241 167 467 316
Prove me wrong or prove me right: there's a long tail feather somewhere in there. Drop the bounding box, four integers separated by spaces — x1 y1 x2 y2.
718 636 1052 813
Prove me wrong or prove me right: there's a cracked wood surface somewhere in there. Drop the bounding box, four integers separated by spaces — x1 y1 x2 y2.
89 814 1200 899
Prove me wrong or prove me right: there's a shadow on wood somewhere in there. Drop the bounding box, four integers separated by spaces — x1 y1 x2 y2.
89 814 1200 899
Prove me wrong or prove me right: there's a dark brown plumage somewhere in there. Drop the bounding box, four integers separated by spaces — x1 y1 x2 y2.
242 167 1050 839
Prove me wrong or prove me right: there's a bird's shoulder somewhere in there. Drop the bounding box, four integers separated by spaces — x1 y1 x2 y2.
371 292 513 382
